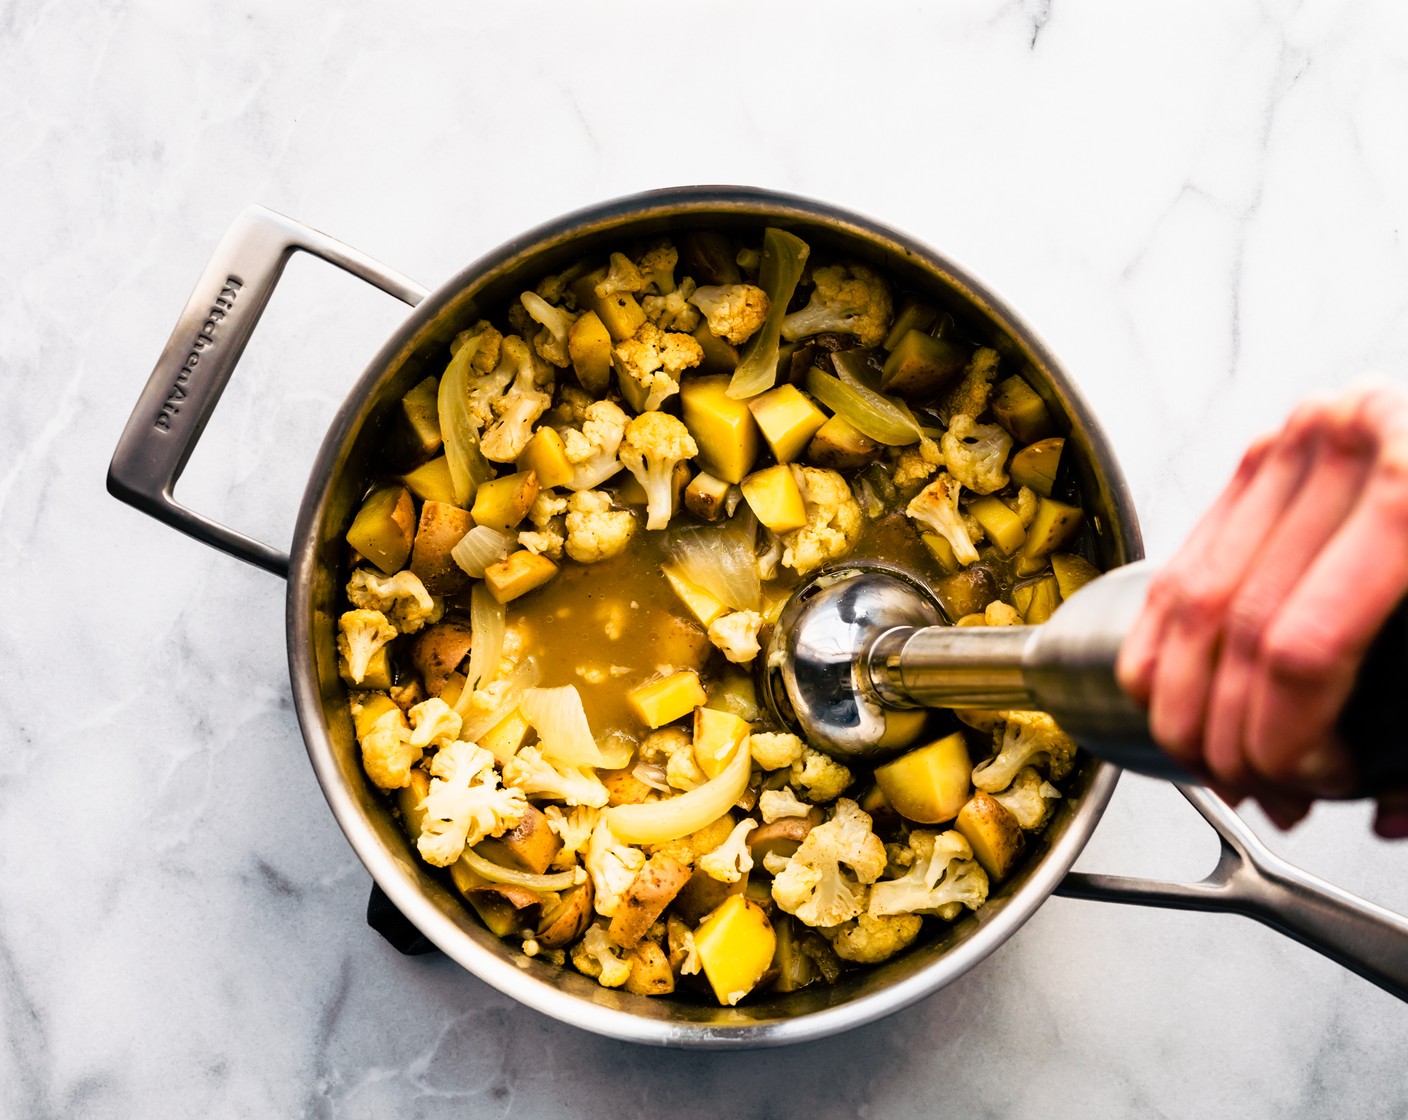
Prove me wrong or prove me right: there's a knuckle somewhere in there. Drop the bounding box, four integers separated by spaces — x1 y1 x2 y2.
1257 623 1345 684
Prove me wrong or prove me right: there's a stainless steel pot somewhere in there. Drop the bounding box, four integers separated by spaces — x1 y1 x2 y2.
109 188 1408 1047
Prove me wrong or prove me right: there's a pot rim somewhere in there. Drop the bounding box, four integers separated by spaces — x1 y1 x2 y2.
286 185 1138 1048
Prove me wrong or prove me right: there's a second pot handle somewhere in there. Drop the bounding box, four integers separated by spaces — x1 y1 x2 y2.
1057 785 1408 1001
107 206 429 578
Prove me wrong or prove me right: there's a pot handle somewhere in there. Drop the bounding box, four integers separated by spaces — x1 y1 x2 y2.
107 206 429 578
1057 785 1408 1001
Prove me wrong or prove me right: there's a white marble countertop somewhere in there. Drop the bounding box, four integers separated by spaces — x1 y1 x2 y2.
3 0 1406 1116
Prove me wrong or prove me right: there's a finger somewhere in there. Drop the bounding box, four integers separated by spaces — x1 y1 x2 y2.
1257 791 1313 831
1243 388 1408 793
1142 409 1324 764
1203 397 1378 793
1373 788 1408 839
1117 433 1276 706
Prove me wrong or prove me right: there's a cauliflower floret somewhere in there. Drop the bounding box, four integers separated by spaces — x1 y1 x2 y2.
906 472 979 567
560 399 629 491
666 739 707 792
619 412 698 531
612 322 703 412
991 766 1063 830
780 466 864 576
779 263 893 347
350 694 419 791
642 276 700 332
687 283 771 345
544 804 602 857
646 813 736 867
1009 485 1039 528
770 798 887 928
790 746 854 803
480 336 554 463
585 819 647 917
707 609 762 665
759 787 813 823
571 922 632 988
891 436 944 490
698 819 758 883
635 242 679 295
416 740 528 867
941 414 1013 496
638 726 690 767
564 489 637 564
345 568 443 634
666 914 702 975
503 745 610 807
519 290 580 369
972 711 1077 792
749 731 806 771
337 609 396 685
594 252 647 298
936 346 1000 424
451 320 503 374
984 601 1022 626
517 490 568 559
406 697 462 750
869 830 989 920
826 911 923 964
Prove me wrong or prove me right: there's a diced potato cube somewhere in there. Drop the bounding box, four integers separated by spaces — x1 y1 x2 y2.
882 297 941 351
627 670 707 729
1009 437 1064 498
956 792 1026 881
990 376 1056 444
693 707 750 779
479 708 531 765
661 563 728 627
747 384 827 464
740 464 808 533
340 645 392 691
1013 573 1061 624
568 310 613 394
807 414 879 470
1019 497 1083 561
966 495 1027 557
518 429 573 490
873 731 971 824
693 895 776 1007
401 455 458 507
471 470 541 533
880 329 968 398
476 804 562 874
409 499 475 595
692 323 740 376
1051 553 1101 599
571 270 646 341
650 614 712 672
679 375 759 484
934 566 998 622
384 375 443 468
352 692 403 739
483 550 558 603
346 485 416 575
396 769 432 839
920 532 960 575
684 470 732 522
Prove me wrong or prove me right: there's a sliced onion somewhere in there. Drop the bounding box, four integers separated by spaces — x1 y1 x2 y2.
632 762 670 792
606 736 752 844
457 657 541 740
595 731 635 772
463 583 505 694
806 367 921 446
726 228 811 400
452 526 516 578
667 522 761 612
521 685 607 767
460 847 583 892
438 340 496 507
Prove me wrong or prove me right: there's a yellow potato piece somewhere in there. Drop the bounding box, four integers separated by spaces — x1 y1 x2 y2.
518 428 574 490
479 708 531 765
693 707 750 779
693 895 776 1007
568 310 613 394
1019 497 1083 561
401 455 458 507
1051 553 1100 600
873 731 972 824
747 384 827 464
1013 573 1061 624
471 470 541 532
661 563 728 627
483 550 558 603
956 791 1026 881
966 495 1027 557
627 670 707 729
740 464 807 533
680 375 759 484
1009 438 1064 498
346 485 415 574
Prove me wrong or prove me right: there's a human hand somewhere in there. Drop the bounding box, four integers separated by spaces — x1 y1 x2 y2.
1116 379 1408 837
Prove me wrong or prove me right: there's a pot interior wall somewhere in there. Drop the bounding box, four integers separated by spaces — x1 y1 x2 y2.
293 191 1138 1039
